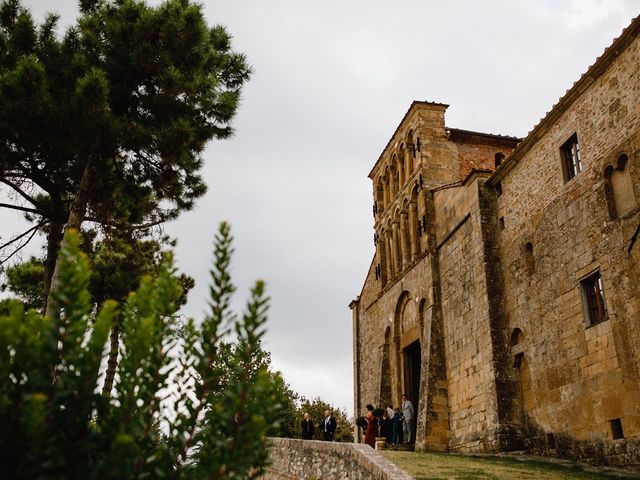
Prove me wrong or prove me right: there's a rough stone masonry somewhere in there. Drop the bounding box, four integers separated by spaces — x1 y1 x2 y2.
350 15 640 466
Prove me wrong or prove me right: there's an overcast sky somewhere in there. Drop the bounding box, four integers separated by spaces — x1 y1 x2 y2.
3 0 638 414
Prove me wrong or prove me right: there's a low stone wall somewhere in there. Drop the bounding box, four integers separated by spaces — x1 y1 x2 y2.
263 438 414 480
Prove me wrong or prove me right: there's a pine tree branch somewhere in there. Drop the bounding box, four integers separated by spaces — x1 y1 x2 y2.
0 178 43 208
0 202 45 215
83 216 166 230
0 223 42 265
0 221 45 251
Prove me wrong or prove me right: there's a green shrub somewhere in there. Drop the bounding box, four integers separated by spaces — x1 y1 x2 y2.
0 223 280 479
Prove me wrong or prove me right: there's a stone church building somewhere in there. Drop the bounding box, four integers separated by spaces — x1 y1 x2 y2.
350 16 640 462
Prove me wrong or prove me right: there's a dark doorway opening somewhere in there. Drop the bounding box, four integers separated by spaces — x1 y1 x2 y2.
403 340 421 443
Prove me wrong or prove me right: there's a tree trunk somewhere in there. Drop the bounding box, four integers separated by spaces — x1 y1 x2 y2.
101 314 122 397
102 314 122 397
44 160 93 318
42 221 64 314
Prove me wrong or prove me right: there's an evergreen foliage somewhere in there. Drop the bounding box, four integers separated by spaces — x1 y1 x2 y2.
2 232 194 311
0 223 280 479
0 0 251 304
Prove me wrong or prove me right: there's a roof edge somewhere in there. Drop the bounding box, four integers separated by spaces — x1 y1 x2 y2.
488 15 640 186
447 127 522 146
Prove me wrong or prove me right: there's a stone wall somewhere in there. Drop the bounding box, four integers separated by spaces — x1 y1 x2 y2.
493 26 640 444
351 15 640 464
263 438 413 480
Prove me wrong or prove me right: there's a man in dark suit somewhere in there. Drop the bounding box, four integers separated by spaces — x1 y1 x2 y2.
321 410 337 441
301 412 314 440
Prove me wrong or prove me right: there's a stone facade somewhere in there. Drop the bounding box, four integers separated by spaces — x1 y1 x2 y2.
350 16 640 464
263 438 414 480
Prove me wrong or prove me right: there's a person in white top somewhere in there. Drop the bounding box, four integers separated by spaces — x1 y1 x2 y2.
386 404 394 423
401 394 414 444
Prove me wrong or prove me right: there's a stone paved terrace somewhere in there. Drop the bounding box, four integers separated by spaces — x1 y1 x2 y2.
263 437 414 480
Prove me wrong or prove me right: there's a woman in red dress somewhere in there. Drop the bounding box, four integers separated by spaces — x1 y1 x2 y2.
364 404 378 448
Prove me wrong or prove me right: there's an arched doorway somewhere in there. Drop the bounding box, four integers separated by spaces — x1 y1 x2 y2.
403 339 421 443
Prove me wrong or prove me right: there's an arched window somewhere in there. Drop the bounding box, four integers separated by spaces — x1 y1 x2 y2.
391 157 399 197
384 167 391 206
376 178 385 212
525 242 535 274
398 149 406 186
393 209 403 272
510 328 523 347
403 142 413 176
605 154 637 219
495 152 505 169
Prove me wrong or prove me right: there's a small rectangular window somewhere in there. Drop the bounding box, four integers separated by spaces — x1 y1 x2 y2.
610 418 624 440
561 133 582 181
499 217 505 230
547 433 556 449
496 182 503 196
580 271 607 326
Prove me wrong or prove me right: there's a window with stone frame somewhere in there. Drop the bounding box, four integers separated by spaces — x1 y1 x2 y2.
580 271 608 327
561 133 583 181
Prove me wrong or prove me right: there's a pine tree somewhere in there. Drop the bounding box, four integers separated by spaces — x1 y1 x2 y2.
0 0 251 314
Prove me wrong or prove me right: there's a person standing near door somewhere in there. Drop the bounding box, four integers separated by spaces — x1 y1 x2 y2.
401 394 414 444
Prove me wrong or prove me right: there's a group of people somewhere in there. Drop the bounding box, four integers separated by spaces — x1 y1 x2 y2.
363 394 414 448
300 410 337 441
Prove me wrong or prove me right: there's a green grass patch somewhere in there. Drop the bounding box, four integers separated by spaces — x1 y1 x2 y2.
382 451 625 480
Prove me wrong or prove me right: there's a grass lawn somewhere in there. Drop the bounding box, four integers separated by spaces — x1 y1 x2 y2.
382 451 629 480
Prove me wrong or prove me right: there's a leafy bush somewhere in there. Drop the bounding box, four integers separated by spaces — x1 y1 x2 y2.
0 223 280 479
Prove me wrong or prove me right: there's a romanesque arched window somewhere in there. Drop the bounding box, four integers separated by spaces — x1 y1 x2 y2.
605 154 637 219
510 328 523 347
525 242 535 274
393 209 403 272
376 177 385 212
402 143 413 178
384 166 391 207
391 153 400 195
